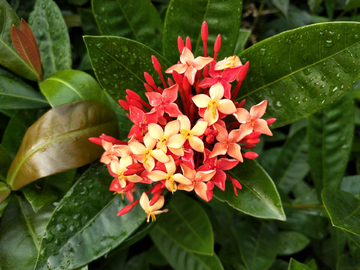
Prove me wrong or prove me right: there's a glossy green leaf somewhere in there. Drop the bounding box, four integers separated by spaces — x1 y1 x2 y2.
0 145 12 182
345 0 360 11
0 196 10 217
39 70 110 108
288 258 312 270
214 159 286 221
146 245 168 267
308 92 354 199
238 22 360 128
232 217 278 270
163 0 242 63
306 259 318 270
277 231 310 255
150 225 224 270
156 192 213 255
0 182 11 203
1 109 44 158
0 0 38 81
92 0 163 52
22 169 76 212
233 28 251 55
6 100 118 190
272 0 289 17
277 210 328 240
34 163 147 270
269 260 289 270
322 188 360 236
96 248 128 270
0 75 48 109
0 195 54 270
340 175 360 198
29 0 72 79
84 36 171 103
270 126 309 194
79 8 99 36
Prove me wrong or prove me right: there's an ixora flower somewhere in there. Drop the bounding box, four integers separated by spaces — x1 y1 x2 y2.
90 21 275 221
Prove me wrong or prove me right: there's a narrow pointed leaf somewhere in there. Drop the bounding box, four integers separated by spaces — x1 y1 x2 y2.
214 159 286 221
288 258 312 270
272 0 289 17
322 188 360 236
11 25 42 80
277 231 310 255
233 217 278 270
0 0 38 81
29 0 72 79
150 225 224 270
34 163 147 270
308 92 354 199
271 126 309 194
20 19 41 61
238 22 360 128
0 145 13 182
233 29 251 55
39 70 110 108
156 192 213 255
6 100 118 190
0 195 54 270
0 75 48 109
84 36 171 103
92 0 163 52
163 0 242 63
22 169 76 212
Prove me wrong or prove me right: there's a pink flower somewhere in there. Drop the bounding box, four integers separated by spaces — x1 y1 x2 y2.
233 100 273 136
128 106 158 141
139 192 168 222
145 84 182 117
100 140 130 164
165 47 213 85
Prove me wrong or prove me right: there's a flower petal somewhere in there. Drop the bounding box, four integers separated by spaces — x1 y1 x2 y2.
139 192 149 211
145 92 162 107
151 149 170 163
144 134 157 149
214 123 228 142
164 103 182 117
148 196 165 212
165 63 187 74
250 100 267 120
209 82 224 100
119 156 133 171
180 163 196 180
227 143 243 162
204 105 218 126
180 47 194 63
164 156 176 175
234 108 251 123
169 146 184 156
177 115 191 130
184 66 197 85
147 170 167 181
167 134 187 149
195 170 216 182
191 120 208 136
129 142 146 155
148 123 164 140
162 84 179 104
218 99 236 115
126 174 143 183
194 182 209 201
192 94 211 108
173 173 192 185
189 136 205 152
209 142 227 158
165 120 180 136
192 56 213 70
254 119 273 136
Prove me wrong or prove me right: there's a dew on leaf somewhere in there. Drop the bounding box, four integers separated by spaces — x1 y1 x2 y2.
325 40 333 48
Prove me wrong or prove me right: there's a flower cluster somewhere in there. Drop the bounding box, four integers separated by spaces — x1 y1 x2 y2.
90 22 275 222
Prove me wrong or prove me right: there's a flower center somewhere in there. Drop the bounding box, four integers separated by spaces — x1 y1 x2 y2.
180 129 191 139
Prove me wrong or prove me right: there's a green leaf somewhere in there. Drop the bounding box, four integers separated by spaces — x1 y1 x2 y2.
39 70 110 108
322 188 360 236
79 8 100 36
0 75 48 109
308 92 354 199
277 210 328 240
288 258 312 270
84 36 171 103
123 252 149 270
213 159 286 221
238 22 360 128
0 196 10 217
0 145 13 182
269 260 289 270
233 29 251 55
307 0 323 13
0 182 11 203
6 100 118 190
277 231 310 255
146 245 168 267
92 0 163 52
330 226 347 262
233 217 278 270
0 0 38 81
340 175 360 198
22 169 76 212
345 0 360 11
34 163 147 270
272 0 289 17
29 0 72 79
306 259 318 270
150 225 224 270
96 248 128 270
156 192 213 255
0 195 54 270
163 0 242 63
1 109 44 158
270 126 309 194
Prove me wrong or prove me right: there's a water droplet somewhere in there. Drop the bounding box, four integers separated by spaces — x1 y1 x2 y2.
259 47 267 55
318 100 325 107
96 43 104 49
44 231 54 243
325 40 333 48
0 88 4 92
80 186 88 195
121 46 129 52
303 68 311 76
103 78 109 85
56 223 67 232
92 58 98 63
113 74 118 79
41 148 46 152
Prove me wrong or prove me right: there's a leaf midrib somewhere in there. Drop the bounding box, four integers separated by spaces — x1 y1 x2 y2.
0 91 48 103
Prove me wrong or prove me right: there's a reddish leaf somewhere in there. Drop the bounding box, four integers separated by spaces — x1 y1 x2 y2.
11 24 42 80
6 100 118 190
20 19 41 69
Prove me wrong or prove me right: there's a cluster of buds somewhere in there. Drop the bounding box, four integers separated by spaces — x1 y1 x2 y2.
90 22 275 222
